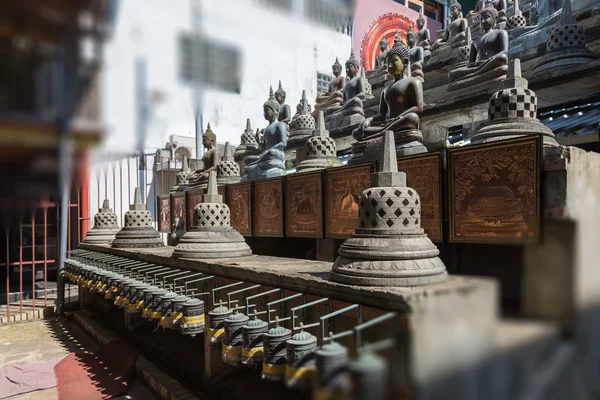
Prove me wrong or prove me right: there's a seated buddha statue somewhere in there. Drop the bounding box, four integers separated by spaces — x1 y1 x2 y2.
416 13 431 53
352 40 426 156
275 80 291 126
431 1 468 52
314 58 346 118
374 35 390 70
324 50 366 130
242 87 288 181
406 29 425 81
188 123 220 189
448 5 509 90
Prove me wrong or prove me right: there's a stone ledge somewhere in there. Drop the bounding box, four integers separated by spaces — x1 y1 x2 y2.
79 243 496 315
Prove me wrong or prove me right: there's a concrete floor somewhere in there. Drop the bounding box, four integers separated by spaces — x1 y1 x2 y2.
0 318 157 400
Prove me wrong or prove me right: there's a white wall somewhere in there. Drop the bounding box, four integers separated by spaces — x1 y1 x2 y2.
91 0 351 227
100 0 351 155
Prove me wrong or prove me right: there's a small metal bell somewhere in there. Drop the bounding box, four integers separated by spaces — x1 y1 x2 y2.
314 335 351 400
222 311 249 366
167 295 190 330
285 323 317 390
262 317 291 381
148 288 168 319
348 348 386 400
207 303 232 347
155 291 177 324
242 314 268 367
180 298 205 336
141 286 161 319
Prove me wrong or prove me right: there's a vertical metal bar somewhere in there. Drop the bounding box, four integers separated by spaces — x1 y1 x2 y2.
104 167 108 202
5 226 10 322
119 160 123 227
67 191 71 255
43 208 47 308
136 58 147 205
112 163 116 220
19 222 23 321
128 157 131 215
31 212 35 318
96 171 100 216
76 186 81 244
136 157 139 190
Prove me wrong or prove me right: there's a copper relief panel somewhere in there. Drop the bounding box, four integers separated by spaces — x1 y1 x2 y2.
286 172 323 238
226 183 252 236
254 178 284 237
448 136 541 243
170 194 186 233
186 189 203 230
325 164 372 238
157 196 170 233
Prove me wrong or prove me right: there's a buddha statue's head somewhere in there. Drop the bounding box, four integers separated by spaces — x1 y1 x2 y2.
202 123 216 150
275 80 286 105
379 36 388 52
345 50 360 78
332 57 343 77
480 4 498 30
406 29 417 48
263 86 281 122
450 1 462 19
417 14 425 30
386 41 410 78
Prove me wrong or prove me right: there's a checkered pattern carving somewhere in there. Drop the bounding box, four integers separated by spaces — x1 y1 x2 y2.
94 212 118 228
241 132 258 145
358 187 421 230
488 88 537 121
547 25 585 52
506 15 527 30
365 80 373 97
293 114 315 130
124 210 153 227
306 136 336 157
456 44 471 63
176 171 190 185
195 203 231 228
217 160 240 177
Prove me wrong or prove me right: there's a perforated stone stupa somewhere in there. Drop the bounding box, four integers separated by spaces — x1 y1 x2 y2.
173 171 251 259
82 199 120 244
531 0 598 78
234 119 261 169
330 131 447 287
171 155 191 193
288 90 315 148
297 111 342 172
111 188 163 248
217 142 241 186
470 59 559 148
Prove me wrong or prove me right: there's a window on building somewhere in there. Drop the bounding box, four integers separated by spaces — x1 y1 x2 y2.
317 72 332 94
408 2 422 13
424 0 441 22
392 0 406 5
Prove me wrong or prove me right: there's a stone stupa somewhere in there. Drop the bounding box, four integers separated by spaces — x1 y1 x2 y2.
234 119 261 170
171 155 191 193
173 171 251 259
288 90 315 148
330 131 447 287
217 142 241 186
531 0 597 78
111 188 164 248
82 199 120 244
506 0 527 32
297 111 342 173
470 59 559 148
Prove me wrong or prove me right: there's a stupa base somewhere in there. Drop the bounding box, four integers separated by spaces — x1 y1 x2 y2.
173 229 251 259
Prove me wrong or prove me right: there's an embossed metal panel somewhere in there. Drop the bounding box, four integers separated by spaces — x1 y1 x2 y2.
226 182 252 236
448 136 541 244
157 195 171 233
286 171 324 238
253 177 284 237
325 164 372 239
185 189 204 230
397 153 443 242
170 193 186 233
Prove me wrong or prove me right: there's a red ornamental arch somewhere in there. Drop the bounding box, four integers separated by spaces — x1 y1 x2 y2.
360 13 416 71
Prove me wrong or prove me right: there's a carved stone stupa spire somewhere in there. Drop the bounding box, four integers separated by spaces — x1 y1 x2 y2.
171 155 191 193
234 119 261 170
288 90 316 148
330 131 447 286
297 111 342 172
82 199 120 244
217 142 241 185
112 188 164 248
173 171 251 259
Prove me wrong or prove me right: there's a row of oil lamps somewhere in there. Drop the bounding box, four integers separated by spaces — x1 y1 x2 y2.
65 249 393 398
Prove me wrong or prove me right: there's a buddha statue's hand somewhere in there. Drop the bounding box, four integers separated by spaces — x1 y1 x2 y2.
353 117 373 140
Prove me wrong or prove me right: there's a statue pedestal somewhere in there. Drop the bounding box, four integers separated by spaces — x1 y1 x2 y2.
348 132 428 166
242 160 285 182
325 112 364 132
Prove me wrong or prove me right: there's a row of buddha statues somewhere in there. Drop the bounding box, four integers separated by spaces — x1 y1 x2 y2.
176 0 589 188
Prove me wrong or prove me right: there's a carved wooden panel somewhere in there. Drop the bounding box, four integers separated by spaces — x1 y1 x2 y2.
325 164 372 239
170 193 186 233
157 195 170 233
448 136 541 244
286 171 323 238
253 177 284 237
397 153 443 242
185 189 204 230
226 182 252 236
